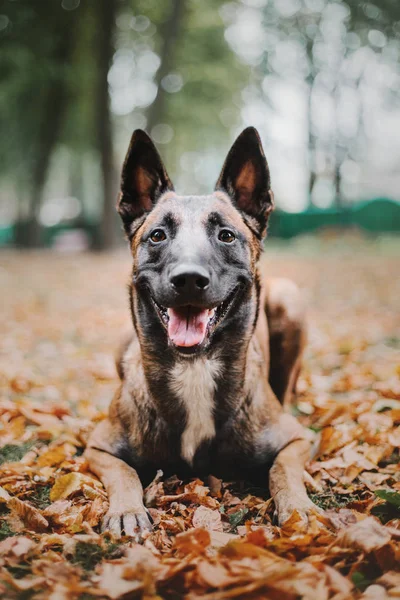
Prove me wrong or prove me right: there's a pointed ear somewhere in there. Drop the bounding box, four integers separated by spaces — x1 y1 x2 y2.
117 129 174 234
215 127 274 236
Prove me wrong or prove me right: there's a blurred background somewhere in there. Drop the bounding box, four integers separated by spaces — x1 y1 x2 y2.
0 0 399 250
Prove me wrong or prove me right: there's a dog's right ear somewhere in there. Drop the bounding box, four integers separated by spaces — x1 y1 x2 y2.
117 130 174 235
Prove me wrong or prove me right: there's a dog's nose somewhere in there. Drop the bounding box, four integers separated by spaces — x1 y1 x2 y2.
170 264 210 294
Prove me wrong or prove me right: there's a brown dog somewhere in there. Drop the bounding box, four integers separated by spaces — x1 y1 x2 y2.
85 127 317 539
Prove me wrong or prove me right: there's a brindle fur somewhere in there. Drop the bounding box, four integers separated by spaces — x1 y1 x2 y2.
85 127 318 539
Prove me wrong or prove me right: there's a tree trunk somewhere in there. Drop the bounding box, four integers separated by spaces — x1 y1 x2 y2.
307 82 317 208
305 34 317 209
309 166 316 205
146 0 186 133
22 33 74 248
95 0 118 250
334 163 343 209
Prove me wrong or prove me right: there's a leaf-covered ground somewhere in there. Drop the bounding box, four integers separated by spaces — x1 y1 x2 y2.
0 235 399 599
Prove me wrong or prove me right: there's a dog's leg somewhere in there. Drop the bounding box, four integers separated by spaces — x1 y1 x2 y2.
265 278 306 407
85 419 152 540
269 438 318 525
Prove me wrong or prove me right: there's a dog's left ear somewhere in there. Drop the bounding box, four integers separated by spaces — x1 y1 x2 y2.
117 129 174 235
215 127 274 236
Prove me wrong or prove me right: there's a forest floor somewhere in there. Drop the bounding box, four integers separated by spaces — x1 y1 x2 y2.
0 234 399 599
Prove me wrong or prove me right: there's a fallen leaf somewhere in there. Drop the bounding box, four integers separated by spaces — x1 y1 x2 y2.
50 472 100 501
2 246 400 598
36 445 69 468
8 497 48 531
174 528 211 556
335 517 392 552
196 560 235 588
0 535 35 556
192 506 223 532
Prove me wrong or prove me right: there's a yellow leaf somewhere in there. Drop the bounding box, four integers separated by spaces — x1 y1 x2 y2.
50 472 101 502
36 445 68 468
50 473 85 501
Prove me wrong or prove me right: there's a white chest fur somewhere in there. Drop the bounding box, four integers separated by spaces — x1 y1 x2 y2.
169 358 221 465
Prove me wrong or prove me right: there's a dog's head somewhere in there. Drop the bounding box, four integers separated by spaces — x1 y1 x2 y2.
118 127 274 356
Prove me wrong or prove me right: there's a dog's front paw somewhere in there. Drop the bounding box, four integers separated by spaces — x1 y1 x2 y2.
274 491 322 527
102 506 153 540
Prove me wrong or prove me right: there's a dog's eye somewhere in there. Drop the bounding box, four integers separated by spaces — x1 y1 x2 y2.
150 229 167 243
218 229 236 243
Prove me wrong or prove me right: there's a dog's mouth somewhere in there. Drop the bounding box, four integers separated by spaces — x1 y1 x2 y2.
151 287 239 350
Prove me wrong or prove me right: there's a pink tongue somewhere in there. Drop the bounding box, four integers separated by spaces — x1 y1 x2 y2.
167 307 210 347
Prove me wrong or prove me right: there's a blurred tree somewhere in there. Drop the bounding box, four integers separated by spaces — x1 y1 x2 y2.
94 0 118 250
0 0 79 246
117 0 248 192
0 0 247 247
2 0 397 248
26 19 75 247
224 0 400 208
146 0 186 134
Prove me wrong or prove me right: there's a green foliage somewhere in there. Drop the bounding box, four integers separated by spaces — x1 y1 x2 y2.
0 440 36 465
71 542 105 571
0 0 82 176
228 507 249 530
352 571 374 591
384 336 400 349
0 519 17 541
29 484 52 510
308 425 322 433
372 489 400 523
115 0 248 191
71 540 122 572
308 490 361 510
1 0 400 245
375 489 400 508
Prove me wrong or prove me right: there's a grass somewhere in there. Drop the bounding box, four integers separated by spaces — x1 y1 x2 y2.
0 441 37 465
371 490 400 524
352 571 375 591
71 540 122 572
6 563 32 580
29 484 52 509
0 519 17 541
228 508 249 531
308 490 362 511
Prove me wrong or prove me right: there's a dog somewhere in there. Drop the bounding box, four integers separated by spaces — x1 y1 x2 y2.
85 127 317 538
